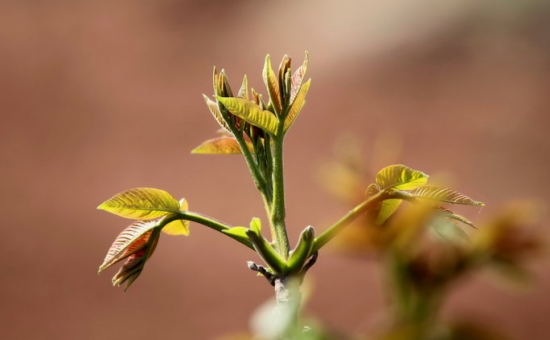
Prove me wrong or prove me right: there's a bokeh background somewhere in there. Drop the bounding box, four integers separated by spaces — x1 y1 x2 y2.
2 0 550 339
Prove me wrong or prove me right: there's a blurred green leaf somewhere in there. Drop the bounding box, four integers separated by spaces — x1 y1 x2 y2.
410 185 484 206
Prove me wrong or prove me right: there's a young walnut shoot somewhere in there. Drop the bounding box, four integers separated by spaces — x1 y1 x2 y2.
98 53 539 339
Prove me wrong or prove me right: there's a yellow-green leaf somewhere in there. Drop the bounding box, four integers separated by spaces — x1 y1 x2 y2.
410 185 484 206
98 188 180 220
191 137 253 155
99 220 159 272
290 51 309 104
375 198 403 225
216 96 279 135
284 79 311 132
263 55 282 114
376 164 429 191
203 94 231 132
250 217 262 235
162 199 190 235
237 75 249 100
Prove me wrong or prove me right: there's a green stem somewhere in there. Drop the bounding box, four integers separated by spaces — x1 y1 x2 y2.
312 190 390 252
271 135 290 259
175 210 254 250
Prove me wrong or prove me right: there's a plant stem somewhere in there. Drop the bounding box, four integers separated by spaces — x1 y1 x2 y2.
312 190 390 252
271 136 290 259
175 210 254 250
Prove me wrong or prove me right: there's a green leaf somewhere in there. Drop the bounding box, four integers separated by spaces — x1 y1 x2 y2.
222 226 250 244
376 164 429 191
216 96 279 135
162 199 190 236
98 188 180 220
249 217 262 235
99 219 160 272
410 185 484 206
290 51 309 104
375 198 403 225
284 79 311 132
202 94 231 132
237 75 249 100
287 226 314 273
262 55 282 114
191 136 253 155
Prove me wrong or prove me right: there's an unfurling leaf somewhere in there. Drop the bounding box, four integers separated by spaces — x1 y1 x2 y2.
202 94 231 132
410 185 484 206
249 217 262 235
191 137 253 155
216 96 279 135
162 199 190 236
430 215 469 244
366 183 380 197
437 206 478 229
376 164 429 191
98 188 180 220
99 219 160 272
262 55 282 114
290 51 309 104
237 75 249 100
284 79 311 132
376 198 403 225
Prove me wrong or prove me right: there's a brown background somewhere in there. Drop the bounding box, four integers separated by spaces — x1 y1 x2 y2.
1 1 550 339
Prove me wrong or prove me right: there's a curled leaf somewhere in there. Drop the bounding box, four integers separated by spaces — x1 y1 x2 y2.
284 79 311 132
191 136 253 155
202 94 231 132
99 219 160 272
98 188 180 220
376 164 429 191
216 96 279 135
262 55 282 114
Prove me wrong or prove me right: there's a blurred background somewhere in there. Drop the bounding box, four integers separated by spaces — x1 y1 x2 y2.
1 0 550 339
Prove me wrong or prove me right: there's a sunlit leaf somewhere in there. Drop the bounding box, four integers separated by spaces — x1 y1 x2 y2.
284 79 311 132
410 185 484 206
250 217 262 235
375 198 403 225
216 96 279 135
98 188 180 220
99 220 160 272
202 94 231 132
376 164 429 191
237 75 249 100
290 51 309 104
262 55 282 114
191 137 253 155
162 199 190 236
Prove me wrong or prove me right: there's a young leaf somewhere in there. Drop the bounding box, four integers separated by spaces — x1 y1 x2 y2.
162 199 190 236
250 217 262 235
98 188 180 220
290 51 309 104
191 136 253 155
375 198 403 225
376 164 429 191
410 185 484 206
99 219 160 272
216 96 279 135
262 55 282 114
430 215 469 244
284 79 311 132
365 183 380 197
202 94 231 132
237 75 249 100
